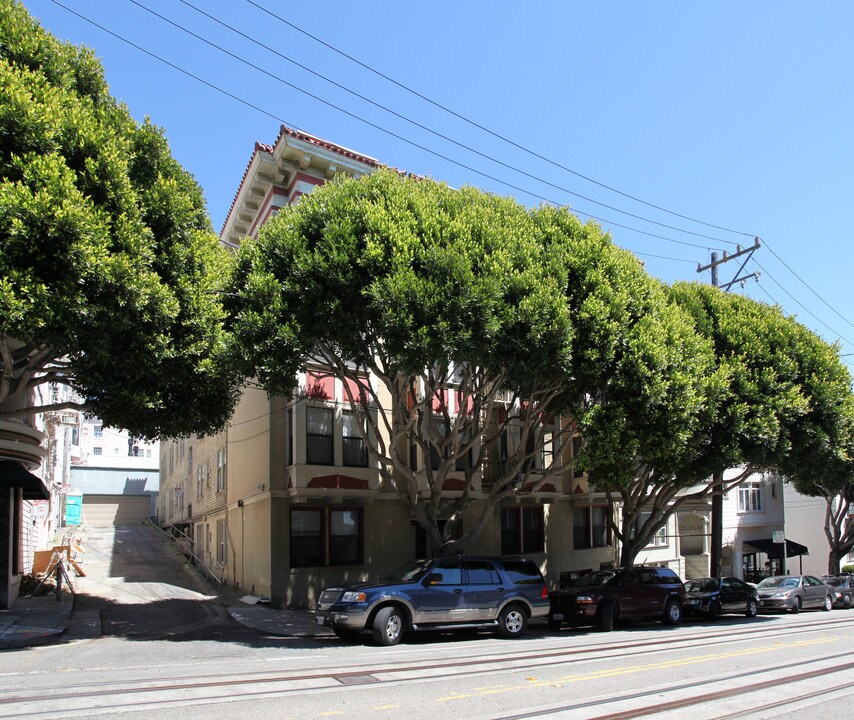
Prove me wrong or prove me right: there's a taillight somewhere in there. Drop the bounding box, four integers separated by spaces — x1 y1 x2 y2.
541 584 549 599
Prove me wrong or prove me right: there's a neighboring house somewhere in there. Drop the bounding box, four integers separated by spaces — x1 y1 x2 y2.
719 469 811 581
69 417 158 527
782 483 834 577
632 501 712 582
159 126 623 608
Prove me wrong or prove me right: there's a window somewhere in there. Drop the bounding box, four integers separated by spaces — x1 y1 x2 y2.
290 507 363 567
640 512 667 547
466 559 500 585
540 428 554 469
429 559 463 584
501 506 544 554
342 410 368 467
738 483 762 512
93 425 103 438
196 464 205 499
216 448 227 492
306 406 333 465
216 520 227 565
93 447 102 455
573 506 609 549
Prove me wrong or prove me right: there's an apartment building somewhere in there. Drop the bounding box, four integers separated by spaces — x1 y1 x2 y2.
157 126 623 608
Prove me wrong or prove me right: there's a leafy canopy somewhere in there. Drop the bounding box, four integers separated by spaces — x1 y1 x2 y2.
0 0 239 437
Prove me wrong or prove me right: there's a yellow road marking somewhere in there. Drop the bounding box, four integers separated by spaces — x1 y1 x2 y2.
437 636 837 702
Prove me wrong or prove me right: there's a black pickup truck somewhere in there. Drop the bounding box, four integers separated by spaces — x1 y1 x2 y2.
548 566 686 631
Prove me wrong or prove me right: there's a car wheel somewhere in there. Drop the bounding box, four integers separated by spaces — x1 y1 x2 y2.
844 595 852 609
373 606 403 646
663 599 682 625
791 596 801 614
498 604 528 638
823 594 833 612
596 601 616 632
745 598 758 618
707 601 721 620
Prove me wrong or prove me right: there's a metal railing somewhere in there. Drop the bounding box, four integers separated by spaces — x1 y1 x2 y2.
154 522 226 591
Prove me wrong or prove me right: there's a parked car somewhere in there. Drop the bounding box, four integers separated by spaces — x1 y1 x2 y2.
684 577 759 619
756 575 834 613
548 566 686 632
315 556 549 646
822 575 854 609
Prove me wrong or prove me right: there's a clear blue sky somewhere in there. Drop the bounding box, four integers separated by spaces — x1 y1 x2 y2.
22 1 854 368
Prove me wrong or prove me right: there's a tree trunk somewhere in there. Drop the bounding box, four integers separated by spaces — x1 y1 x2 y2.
828 549 841 576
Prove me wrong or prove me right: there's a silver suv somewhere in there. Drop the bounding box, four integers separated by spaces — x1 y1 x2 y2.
316 556 549 645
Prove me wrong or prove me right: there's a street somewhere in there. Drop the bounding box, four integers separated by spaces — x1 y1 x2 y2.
0 528 853 719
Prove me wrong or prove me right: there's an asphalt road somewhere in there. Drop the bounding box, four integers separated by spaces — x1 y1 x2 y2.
60 524 261 644
1 528 854 719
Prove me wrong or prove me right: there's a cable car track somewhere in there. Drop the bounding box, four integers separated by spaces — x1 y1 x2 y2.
1 614 852 718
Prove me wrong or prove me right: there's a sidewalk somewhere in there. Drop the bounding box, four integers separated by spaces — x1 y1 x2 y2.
0 592 74 650
0 585 332 650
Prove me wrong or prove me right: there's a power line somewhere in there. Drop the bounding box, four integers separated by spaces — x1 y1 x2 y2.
168 0 737 247
244 0 757 241
232 1 854 340
762 238 854 333
751 259 854 348
48 0 852 348
631 251 698 265
48 0 727 254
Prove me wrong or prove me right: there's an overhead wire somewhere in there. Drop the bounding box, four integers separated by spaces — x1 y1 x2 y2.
243 0 757 240
45 0 851 350
751 258 854 348
50 0 727 254
168 0 736 247
762 238 854 333
240 0 854 346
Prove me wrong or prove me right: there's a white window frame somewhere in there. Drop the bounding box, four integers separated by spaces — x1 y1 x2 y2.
216 449 227 492
738 483 762 513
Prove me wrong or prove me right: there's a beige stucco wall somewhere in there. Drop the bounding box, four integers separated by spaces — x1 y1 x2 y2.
228 494 272 597
283 500 413 608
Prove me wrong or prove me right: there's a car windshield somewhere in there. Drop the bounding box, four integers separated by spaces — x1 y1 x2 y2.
383 559 433 582
824 577 845 587
758 576 800 589
685 579 719 593
576 571 616 586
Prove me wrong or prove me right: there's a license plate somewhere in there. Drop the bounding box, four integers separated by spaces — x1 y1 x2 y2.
315 616 325 625
552 612 564 620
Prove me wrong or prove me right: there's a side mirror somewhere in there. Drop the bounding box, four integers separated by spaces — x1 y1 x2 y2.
425 573 443 586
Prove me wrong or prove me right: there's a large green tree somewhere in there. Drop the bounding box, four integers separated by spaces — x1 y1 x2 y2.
537 204 722 567
0 1 240 437
227 170 606 554
668 284 854 570
780 328 854 575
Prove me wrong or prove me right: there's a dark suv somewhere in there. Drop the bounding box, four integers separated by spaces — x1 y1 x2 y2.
315 556 549 645
548 566 686 632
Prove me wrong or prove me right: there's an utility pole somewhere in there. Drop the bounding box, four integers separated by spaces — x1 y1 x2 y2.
697 237 761 578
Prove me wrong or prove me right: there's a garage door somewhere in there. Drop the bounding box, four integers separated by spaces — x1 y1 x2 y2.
81 495 152 527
